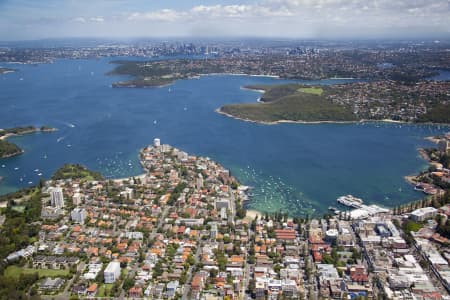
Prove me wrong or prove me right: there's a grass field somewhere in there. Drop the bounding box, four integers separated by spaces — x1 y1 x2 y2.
403 220 423 232
297 87 324 95
5 265 70 279
98 284 114 297
11 205 25 213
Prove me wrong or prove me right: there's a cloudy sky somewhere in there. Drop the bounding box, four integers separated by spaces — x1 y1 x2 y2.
0 0 449 40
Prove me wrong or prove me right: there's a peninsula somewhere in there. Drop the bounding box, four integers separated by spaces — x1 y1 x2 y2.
0 126 57 158
405 133 450 195
218 81 450 124
218 84 356 123
0 138 449 299
108 59 224 88
107 45 449 88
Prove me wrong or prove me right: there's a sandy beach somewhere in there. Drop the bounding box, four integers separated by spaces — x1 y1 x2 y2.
245 209 261 220
112 173 147 183
216 108 365 125
404 175 418 185
0 133 14 141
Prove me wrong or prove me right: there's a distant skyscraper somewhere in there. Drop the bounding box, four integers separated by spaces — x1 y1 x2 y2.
154 138 161 147
50 187 64 208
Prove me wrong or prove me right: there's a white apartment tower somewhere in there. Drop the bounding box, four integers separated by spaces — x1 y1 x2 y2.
154 138 161 147
71 208 87 224
50 187 64 208
104 261 121 283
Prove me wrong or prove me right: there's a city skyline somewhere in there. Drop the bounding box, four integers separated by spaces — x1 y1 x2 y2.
0 0 449 41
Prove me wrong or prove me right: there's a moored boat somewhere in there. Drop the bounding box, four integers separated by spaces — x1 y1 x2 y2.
337 195 363 208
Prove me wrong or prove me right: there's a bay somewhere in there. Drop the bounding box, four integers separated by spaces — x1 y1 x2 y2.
0 58 448 215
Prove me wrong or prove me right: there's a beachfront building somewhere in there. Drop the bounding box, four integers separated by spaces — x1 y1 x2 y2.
410 207 438 222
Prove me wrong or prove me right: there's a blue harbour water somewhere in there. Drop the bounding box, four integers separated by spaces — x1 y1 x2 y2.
0 58 448 216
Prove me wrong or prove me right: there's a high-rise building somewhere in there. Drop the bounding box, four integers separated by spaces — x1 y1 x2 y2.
72 192 83 206
104 261 121 283
196 173 204 189
50 187 64 208
71 208 87 224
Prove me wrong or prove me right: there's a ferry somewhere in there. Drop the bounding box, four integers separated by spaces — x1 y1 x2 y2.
337 195 363 208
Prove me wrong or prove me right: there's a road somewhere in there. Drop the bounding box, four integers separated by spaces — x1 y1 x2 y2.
182 241 202 300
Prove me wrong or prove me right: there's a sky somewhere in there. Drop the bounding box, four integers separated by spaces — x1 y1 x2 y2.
0 0 449 40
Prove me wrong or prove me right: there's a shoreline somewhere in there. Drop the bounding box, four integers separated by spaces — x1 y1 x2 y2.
111 72 283 89
240 87 266 93
404 175 418 185
199 73 280 79
222 85 450 126
0 149 25 159
403 136 445 190
112 81 174 89
215 107 417 126
112 173 146 183
0 127 58 141
0 127 57 159
424 136 441 144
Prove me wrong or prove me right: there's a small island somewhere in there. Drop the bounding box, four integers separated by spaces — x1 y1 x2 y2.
218 81 450 124
0 126 57 158
0 67 16 74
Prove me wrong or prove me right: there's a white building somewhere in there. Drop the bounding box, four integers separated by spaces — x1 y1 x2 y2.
410 207 438 222
50 187 64 208
104 261 121 283
154 138 161 147
71 208 87 224
83 263 103 280
196 173 204 189
72 192 83 206
120 187 134 200
177 151 188 161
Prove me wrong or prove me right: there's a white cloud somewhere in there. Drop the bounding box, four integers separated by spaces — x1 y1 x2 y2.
72 17 86 23
14 0 449 39
90 17 105 23
127 3 294 22
128 9 184 22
